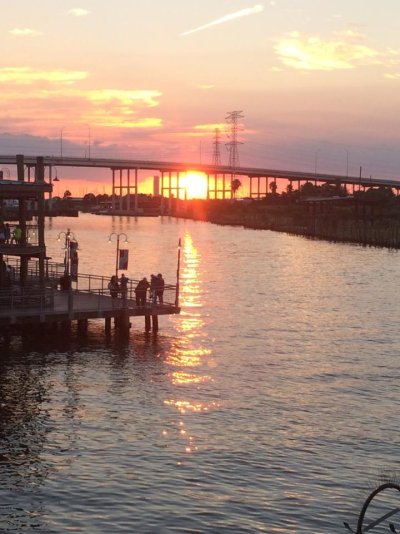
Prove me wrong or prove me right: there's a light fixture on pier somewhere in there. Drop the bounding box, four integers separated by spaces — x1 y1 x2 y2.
108 232 128 278
57 228 78 276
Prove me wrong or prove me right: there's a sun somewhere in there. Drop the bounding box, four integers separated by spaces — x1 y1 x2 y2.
183 172 208 199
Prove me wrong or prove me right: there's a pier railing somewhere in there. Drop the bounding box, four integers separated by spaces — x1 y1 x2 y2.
2 257 178 311
0 287 54 311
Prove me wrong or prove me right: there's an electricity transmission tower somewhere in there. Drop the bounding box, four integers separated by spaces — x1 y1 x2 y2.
226 110 244 198
225 110 244 175
211 128 222 166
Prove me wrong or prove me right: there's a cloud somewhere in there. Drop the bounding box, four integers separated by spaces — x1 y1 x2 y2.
177 123 227 137
181 4 264 36
68 8 90 17
0 67 87 85
9 28 42 37
274 31 384 71
385 73 400 80
87 89 162 108
0 72 163 137
194 123 226 131
198 84 215 90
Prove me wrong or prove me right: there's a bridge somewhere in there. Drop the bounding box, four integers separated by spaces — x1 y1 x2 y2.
0 155 399 206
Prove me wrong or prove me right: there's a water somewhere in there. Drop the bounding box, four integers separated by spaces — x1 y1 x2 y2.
1 213 400 533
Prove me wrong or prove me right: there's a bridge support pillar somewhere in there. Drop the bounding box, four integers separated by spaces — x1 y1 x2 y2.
152 315 159 333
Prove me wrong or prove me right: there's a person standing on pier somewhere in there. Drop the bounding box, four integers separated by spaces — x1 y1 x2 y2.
119 273 129 307
108 275 119 306
155 273 165 305
4 223 10 244
150 274 157 305
11 225 22 245
134 277 149 307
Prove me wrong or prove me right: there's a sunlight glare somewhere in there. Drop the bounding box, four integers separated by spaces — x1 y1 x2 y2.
183 172 208 199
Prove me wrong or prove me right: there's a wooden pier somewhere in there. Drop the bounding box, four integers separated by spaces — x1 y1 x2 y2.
0 155 181 340
0 285 180 333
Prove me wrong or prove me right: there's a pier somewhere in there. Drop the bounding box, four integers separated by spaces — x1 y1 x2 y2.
0 155 181 340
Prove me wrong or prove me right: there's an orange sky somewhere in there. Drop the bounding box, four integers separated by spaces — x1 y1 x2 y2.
2 1 400 195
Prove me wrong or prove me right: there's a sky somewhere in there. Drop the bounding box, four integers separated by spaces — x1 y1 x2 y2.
1 0 400 195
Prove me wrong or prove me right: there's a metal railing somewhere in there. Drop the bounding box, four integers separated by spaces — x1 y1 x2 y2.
0 287 54 312
0 224 39 246
1 258 179 312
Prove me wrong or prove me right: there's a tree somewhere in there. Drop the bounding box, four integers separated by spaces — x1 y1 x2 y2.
83 193 96 206
63 190 72 199
231 178 242 198
269 181 278 194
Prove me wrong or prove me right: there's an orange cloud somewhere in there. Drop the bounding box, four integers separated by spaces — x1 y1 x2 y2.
0 70 163 138
194 123 226 131
87 89 161 108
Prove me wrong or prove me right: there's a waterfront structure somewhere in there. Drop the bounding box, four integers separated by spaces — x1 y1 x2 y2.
0 156 180 340
0 155 50 288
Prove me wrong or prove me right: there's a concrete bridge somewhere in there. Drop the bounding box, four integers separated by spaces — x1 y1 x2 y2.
0 154 399 205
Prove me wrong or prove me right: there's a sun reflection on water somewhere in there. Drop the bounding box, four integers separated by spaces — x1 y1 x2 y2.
165 233 219 454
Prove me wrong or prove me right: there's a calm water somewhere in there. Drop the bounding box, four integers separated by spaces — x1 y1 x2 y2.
1 213 400 533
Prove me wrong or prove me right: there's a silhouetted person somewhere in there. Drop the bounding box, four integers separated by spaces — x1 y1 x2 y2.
119 273 129 306
135 277 149 306
60 273 72 291
4 224 10 244
108 275 119 306
150 274 157 305
155 273 165 305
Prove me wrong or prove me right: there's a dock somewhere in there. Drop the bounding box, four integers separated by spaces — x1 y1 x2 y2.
0 155 181 340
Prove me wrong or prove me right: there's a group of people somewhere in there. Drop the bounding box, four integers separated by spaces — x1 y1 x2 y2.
108 273 129 306
108 272 165 307
134 273 165 307
0 223 21 245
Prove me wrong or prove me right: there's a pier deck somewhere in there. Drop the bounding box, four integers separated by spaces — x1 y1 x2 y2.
0 289 180 326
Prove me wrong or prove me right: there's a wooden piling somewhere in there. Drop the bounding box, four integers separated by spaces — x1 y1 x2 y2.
105 317 111 336
77 319 88 336
145 315 151 332
152 315 159 333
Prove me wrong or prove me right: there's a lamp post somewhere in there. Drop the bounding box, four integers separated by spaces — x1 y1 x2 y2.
108 232 128 278
57 228 76 275
314 149 320 177
49 166 60 201
60 128 64 158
